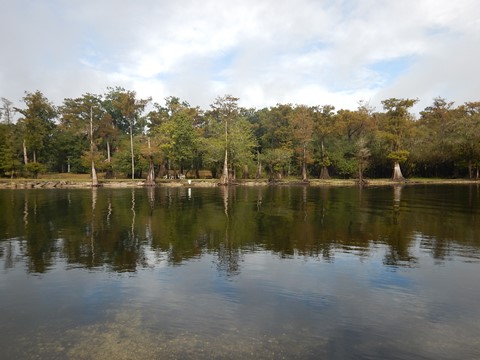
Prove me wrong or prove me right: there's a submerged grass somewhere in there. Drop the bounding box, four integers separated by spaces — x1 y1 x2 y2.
25 310 326 360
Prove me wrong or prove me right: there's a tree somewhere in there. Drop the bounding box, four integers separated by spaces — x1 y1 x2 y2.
201 96 257 182
0 98 21 177
15 91 57 166
415 97 456 177
148 96 192 128
256 104 295 178
378 98 418 181
355 137 371 185
332 104 375 179
290 105 315 181
258 104 294 149
336 102 374 143
96 111 118 178
0 124 22 178
59 93 105 186
140 136 158 186
451 102 480 179
313 105 336 179
263 147 293 181
228 115 257 179
1 97 15 125
105 87 150 179
147 97 203 180
154 109 198 177
209 95 240 184
47 125 86 173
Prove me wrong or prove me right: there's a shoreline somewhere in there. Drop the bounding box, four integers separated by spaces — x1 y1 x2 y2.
0 178 478 189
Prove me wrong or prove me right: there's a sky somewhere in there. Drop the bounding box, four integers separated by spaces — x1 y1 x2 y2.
1 0 479 116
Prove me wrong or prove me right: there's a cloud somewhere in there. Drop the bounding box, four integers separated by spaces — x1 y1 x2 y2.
1 0 479 115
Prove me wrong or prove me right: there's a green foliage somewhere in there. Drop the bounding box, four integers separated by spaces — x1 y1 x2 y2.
111 138 138 177
387 150 409 164
374 98 418 178
155 110 198 171
25 162 46 178
205 95 257 181
379 98 417 151
3 89 480 180
228 117 257 175
330 152 356 177
290 105 316 180
199 130 225 173
449 103 480 178
0 122 22 177
257 104 294 150
80 150 107 171
16 91 57 164
48 126 88 173
103 87 150 134
263 147 293 180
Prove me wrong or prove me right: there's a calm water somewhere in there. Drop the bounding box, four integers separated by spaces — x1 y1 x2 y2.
1 185 479 359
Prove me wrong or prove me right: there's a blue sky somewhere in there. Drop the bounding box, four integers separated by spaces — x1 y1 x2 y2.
1 0 479 115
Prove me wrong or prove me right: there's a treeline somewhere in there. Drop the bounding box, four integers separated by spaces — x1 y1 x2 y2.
1 89 479 182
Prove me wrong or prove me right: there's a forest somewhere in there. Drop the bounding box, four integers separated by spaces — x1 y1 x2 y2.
1 89 479 183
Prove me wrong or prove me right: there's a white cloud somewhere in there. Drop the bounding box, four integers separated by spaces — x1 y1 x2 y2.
1 0 479 114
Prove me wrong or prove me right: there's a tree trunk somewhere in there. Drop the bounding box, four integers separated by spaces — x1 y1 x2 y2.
220 148 229 185
23 139 28 164
255 162 262 179
158 163 167 178
319 139 330 179
302 142 307 181
392 161 405 181
319 166 330 179
130 122 135 180
243 164 249 179
106 139 111 163
268 171 275 182
358 164 366 187
468 159 473 179
255 150 262 179
91 160 98 187
220 113 229 185
90 107 98 187
33 150 37 164
105 139 114 179
145 138 155 186
145 158 155 186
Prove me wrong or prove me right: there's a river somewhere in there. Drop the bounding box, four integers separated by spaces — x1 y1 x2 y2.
0 185 479 359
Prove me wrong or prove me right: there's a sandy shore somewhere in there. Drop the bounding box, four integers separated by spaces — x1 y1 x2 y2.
0 178 478 189
0 179 214 189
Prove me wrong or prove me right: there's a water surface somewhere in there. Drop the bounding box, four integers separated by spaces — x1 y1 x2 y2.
1 185 479 359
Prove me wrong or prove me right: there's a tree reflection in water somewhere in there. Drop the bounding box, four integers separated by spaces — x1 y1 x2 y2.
0 185 479 274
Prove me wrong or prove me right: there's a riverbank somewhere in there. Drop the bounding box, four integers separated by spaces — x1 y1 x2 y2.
0 177 478 189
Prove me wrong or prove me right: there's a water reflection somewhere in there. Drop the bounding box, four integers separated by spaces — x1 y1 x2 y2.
0 185 479 274
1 186 480 360
393 184 402 224
90 188 97 265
